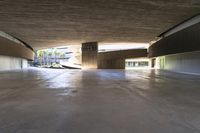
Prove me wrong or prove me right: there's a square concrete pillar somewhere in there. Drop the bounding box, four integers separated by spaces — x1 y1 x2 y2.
82 42 98 69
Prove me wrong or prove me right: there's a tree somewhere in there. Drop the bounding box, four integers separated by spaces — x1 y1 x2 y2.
47 50 53 65
59 52 65 58
37 50 44 66
35 48 65 67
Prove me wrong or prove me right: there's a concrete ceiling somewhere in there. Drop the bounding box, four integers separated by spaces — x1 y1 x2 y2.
0 0 200 50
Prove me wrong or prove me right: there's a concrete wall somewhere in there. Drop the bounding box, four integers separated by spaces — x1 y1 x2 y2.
0 55 28 71
98 49 147 69
156 51 200 74
98 59 125 69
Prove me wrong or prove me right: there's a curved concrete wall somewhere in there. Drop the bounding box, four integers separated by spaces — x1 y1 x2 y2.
0 36 34 60
149 22 200 74
0 35 34 70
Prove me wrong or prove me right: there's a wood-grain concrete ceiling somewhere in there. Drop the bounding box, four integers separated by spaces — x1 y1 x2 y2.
0 0 200 50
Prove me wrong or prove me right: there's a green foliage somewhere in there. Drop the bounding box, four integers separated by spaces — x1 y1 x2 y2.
52 63 62 68
37 50 44 59
59 52 65 58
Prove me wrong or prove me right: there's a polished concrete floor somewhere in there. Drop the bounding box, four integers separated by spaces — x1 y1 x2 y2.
0 68 200 133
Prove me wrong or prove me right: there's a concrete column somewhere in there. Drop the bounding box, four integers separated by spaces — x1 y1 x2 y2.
82 42 98 69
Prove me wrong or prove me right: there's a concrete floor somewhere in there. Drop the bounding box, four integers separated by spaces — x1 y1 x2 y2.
0 68 200 133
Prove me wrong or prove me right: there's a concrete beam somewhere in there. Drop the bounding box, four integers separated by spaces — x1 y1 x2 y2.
0 36 34 60
159 14 200 37
149 22 200 58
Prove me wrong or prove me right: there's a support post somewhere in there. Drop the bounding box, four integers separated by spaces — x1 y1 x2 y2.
82 42 98 69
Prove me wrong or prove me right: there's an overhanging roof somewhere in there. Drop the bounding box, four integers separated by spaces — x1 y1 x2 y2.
0 0 200 50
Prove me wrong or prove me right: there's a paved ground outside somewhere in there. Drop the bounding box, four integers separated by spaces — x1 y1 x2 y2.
0 68 200 133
